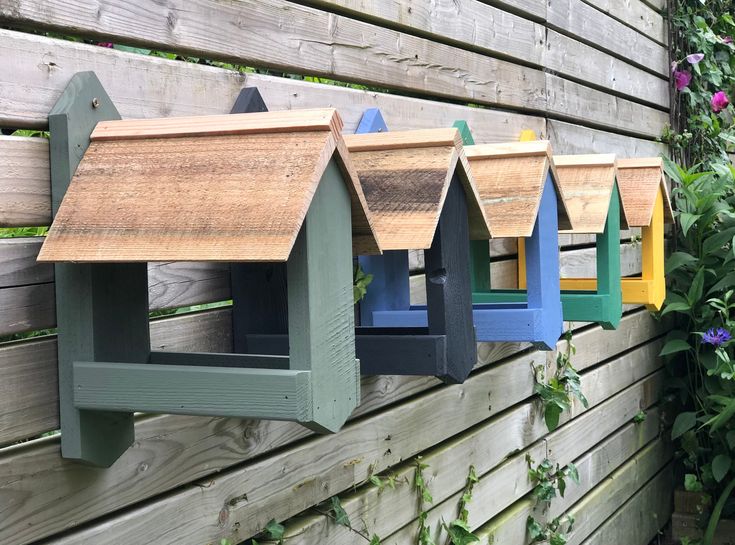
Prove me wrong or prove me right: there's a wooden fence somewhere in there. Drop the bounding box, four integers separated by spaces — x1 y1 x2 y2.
0 0 673 543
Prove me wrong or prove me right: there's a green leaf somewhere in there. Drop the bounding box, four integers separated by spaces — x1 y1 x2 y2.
672 412 697 440
544 403 562 432
113 44 153 55
688 267 706 305
704 398 735 433
666 251 699 274
660 301 692 317
370 534 382 545
444 519 480 545
679 212 702 237
565 463 580 484
685 473 704 492
712 454 732 482
329 496 351 528
707 271 735 295
659 339 692 356
727 430 735 450
264 519 285 540
703 226 735 254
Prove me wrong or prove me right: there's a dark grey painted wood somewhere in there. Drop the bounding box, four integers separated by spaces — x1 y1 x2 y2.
50 72 150 467
424 174 477 383
150 351 289 369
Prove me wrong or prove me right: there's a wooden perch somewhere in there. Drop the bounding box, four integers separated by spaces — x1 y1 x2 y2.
38 109 379 262
465 140 572 237
345 128 489 250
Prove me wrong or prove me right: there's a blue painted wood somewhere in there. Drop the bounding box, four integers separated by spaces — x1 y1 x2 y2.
523 174 563 349
356 108 389 133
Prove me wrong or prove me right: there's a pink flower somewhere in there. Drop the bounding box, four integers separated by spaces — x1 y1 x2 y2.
686 53 705 64
674 70 692 91
97 42 114 48
711 91 730 113
671 61 679 74
724 36 733 44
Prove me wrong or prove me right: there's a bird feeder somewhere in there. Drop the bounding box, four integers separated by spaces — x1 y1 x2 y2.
345 109 490 383
37 72 379 466
615 158 673 310
517 154 624 329
459 130 572 350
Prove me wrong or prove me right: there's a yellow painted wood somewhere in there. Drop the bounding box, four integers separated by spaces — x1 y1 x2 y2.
559 188 666 310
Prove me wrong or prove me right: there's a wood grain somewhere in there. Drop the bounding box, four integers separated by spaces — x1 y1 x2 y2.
346 129 489 248
39 126 379 262
0 310 665 544
616 157 674 227
582 0 667 45
0 136 50 227
466 141 572 236
548 120 667 156
547 0 669 75
0 1 547 112
554 154 618 233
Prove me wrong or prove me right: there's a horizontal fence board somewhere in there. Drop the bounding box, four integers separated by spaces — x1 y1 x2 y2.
545 74 668 138
547 0 668 76
0 236 51 288
0 135 49 227
0 239 645 336
0 2 547 112
0 309 665 544
582 0 667 45
580 463 674 545
0 29 546 133
544 30 669 108
45 334 665 545
281 373 663 544
548 119 667 156
476 435 672 544
371 351 665 544
303 0 546 66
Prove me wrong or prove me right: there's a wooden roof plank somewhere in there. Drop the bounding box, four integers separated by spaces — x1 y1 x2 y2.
465 140 572 237
346 128 489 250
616 157 674 226
553 154 619 234
38 109 380 262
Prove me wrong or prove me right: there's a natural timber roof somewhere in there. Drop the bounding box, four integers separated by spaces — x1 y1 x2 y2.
615 157 674 227
553 154 621 234
38 109 380 262
464 140 572 238
343 128 490 250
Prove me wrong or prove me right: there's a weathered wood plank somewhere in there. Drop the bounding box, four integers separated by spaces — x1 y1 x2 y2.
545 74 669 138
582 0 667 45
548 120 667 156
0 237 51 288
476 437 672 544
544 30 669 107
302 0 546 66
0 30 545 134
0 310 665 544
374 354 663 545
0 240 645 336
547 0 669 76
280 374 663 545
579 464 674 545
0 4 546 113
0 135 50 227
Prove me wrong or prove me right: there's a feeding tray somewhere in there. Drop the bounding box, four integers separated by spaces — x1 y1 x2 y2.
38 73 379 466
460 127 571 350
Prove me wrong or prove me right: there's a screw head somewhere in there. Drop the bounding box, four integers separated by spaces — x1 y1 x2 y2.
92 97 100 108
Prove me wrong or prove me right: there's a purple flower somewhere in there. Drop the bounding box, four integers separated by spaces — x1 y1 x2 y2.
687 53 705 64
97 42 114 48
674 70 692 91
703 327 732 347
723 36 733 44
712 91 730 113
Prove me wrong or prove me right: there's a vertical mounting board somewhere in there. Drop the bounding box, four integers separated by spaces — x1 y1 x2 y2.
50 72 150 467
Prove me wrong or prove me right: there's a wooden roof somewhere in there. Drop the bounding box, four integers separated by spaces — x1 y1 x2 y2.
615 157 674 227
464 141 573 238
38 109 380 262
343 128 490 250
553 154 620 234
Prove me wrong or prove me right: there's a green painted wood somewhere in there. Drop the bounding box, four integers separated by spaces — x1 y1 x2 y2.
73 362 312 420
454 120 491 292
149 351 289 370
287 159 360 432
561 183 623 329
50 72 149 467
